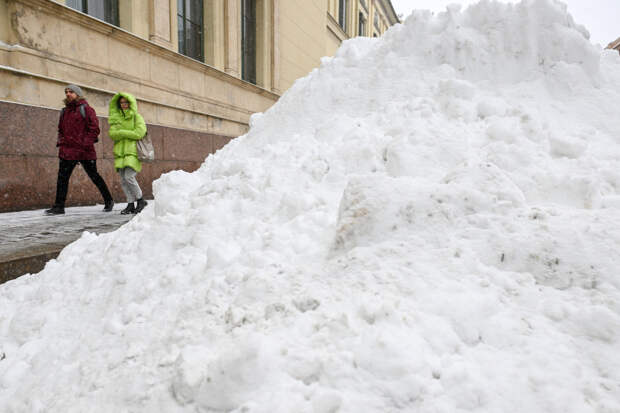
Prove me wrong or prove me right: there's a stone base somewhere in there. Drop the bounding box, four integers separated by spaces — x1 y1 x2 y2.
0 100 234 212
0 245 62 285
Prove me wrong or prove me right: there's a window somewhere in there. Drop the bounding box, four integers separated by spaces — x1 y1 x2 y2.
241 0 257 84
67 0 119 26
358 12 366 36
338 0 348 31
177 0 204 62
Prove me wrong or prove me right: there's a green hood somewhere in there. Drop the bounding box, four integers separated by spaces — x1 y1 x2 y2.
109 92 138 121
107 91 146 173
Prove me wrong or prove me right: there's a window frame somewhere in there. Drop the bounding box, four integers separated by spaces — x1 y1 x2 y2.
358 11 366 36
241 0 257 84
338 0 348 32
66 0 119 27
177 0 205 62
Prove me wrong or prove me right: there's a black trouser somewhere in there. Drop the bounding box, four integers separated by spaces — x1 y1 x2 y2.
54 159 112 207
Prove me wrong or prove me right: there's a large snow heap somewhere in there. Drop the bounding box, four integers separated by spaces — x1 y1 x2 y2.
2 0 620 412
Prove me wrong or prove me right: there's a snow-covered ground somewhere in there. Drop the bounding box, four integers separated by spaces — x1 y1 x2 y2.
2 0 620 411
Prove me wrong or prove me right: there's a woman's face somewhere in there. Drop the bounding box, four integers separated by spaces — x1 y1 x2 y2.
119 97 130 110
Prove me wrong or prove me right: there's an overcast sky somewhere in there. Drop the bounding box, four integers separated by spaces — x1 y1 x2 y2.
390 0 619 47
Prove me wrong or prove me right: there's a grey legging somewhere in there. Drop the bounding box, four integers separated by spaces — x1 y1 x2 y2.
118 167 142 203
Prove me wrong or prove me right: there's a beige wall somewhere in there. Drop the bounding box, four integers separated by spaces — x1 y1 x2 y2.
2 0 279 138
56 0 151 40
256 0 272 90
1 0 399 132
205 0 226 70
278 0 326 90
127 0 152 41
276 0 398 91
0 0 9 44
328 0 336 18
321 0 399 74
326 11 346 57
325 0 397 38
1 0 400 213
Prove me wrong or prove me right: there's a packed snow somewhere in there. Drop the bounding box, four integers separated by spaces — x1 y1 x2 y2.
2 0 620 411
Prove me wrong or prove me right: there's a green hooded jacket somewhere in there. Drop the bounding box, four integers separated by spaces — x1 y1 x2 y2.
108 92 147 172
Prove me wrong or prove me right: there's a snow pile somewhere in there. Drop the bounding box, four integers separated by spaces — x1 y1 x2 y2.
2 0 620 411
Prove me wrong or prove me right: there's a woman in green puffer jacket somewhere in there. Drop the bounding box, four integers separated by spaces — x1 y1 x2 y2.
108 92 148 214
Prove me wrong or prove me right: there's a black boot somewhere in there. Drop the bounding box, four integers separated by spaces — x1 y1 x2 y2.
103 199 114 212
45 205 65 215
134 198 148 214
120 203 135 215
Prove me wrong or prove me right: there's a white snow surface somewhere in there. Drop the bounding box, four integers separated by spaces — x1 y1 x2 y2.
2 0 620 411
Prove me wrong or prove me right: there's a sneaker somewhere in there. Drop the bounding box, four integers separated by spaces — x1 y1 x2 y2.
103 200 114 212
120 203 135 215
44 205 65 215
134 198 148 214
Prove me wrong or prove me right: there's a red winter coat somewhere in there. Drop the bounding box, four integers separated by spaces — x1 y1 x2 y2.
57 99 100 160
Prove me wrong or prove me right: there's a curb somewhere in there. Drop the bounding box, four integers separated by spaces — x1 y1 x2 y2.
0 243 68 285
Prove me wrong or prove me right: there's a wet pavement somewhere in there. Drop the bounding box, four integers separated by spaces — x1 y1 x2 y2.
0 204 134 284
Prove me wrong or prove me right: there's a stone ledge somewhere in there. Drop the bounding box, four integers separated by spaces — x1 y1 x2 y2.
326 13 348 42
0 204 135 283
0 243 64 285
0 63 252 129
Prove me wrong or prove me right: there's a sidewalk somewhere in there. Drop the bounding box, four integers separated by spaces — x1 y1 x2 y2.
0 204 133 284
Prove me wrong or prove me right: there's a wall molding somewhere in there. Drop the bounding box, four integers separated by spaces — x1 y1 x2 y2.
12 0 279 99
0 63 249 130
326 12 348 43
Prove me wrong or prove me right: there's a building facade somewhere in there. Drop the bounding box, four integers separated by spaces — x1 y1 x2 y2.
608 37 620 54
0 0 398 212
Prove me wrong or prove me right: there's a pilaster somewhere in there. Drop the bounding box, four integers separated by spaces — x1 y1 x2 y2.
0 0 10 43
256 0 271 89
149 0 175 50
271 0 281 94
224 0 241 77
205 0 226 70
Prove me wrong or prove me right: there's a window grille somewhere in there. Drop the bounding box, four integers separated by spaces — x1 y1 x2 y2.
358 12 366 36
177 0 205 62
241 0 257 84
67 0 119 26
338 0 348 31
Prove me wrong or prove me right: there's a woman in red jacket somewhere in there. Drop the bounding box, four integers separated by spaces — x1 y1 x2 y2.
45 85 114 215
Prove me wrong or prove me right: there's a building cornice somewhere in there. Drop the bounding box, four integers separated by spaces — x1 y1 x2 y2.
326 12 348 42
0 63 249 128
0 45 254 121
13 0 280 100
378 0 400 25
